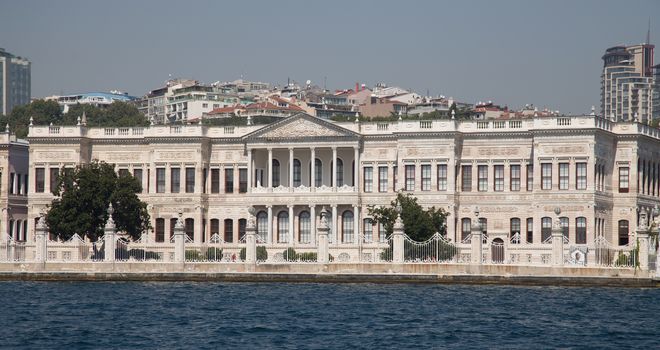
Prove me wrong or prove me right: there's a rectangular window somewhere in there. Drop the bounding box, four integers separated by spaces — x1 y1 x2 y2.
393 166 398 191
542 217 552 242
576 217 587 244
541 163 552 190
526 218 533 243
225 168 234 193
155 219 165 243
421 164 431 191
461 165 472 192
133 169 143 193
156 168 165 193
35 168 45 193
49 168 59 193
494 165 504 192
203 168 207 194
9 172 14 194
363 167 373 192
576 163 587 190
559 163 569 190
239 168 247 193
478 165 488 192
405 165 415 191
185 167 195 193
16 173 21 195
118 169 129 177
378 166 388 192
526 164 533 191
211 169 220 193
618 167 629 193
510 165 520 191
437 164 447 191
170 168 180 193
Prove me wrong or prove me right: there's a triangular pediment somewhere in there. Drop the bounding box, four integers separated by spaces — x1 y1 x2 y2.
243 113 360 142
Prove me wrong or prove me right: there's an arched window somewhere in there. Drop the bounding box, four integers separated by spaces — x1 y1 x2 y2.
257 211 268 242
461 218 471 241
156 218 165 242
184 218 194 241
293 159 302 187
315 159 322 187
272 159 280 187
363 218 373 242
299 211 311 243
526 218 533 243
510 218 521 243
277 211 289 243
223 219 233 243
22 220 27 241
560 217 569 240
210 218 220 235
337 158 344 186
342 210 354 243
576 217 587 244
541 217 552 242
618 220 629 246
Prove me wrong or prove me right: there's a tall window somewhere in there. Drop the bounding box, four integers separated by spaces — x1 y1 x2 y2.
210 219 220 238
9 172 14 194
421 164 431 191
576 163 587 190
170 219 177 241
155 218 165 243
133 169 143 193
510 218 521 243
541 217 552 242
560 217 569 240
526 164 533 191
461 165 472 192
277 211 289 243
257 211 268 242
238 219 246 242
225 168 234 193
363 219 373 242
49 168 59 193
494 165 504 192
526 218 533 243
510 165 520 191
478 165 488 192
576 217 586 244
378 222 386 242
171 168 180 193
405 165 415 191
299 211 311 243
314 159 322 187
437 164 447 191
393 166 398 191
224 219 233 242
618 167 629 193
156 168 165 193
35 168 45 193
293 159 301 187
618 220 629 246
184 218 194 241
363 167 373 192
336 158 344 186
239 168 247 193
211 169 220 193
541 163 552 190
185 167 195 193
559 163 569 190
479 218 488 235
378 166 388 192
272 159 280 187
342 211 354 243
461 218 471 241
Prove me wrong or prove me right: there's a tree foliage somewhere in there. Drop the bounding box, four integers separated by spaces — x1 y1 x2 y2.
367 193 449 241
46 160 151 241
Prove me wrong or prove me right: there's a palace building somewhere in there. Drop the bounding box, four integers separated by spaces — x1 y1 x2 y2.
24 113 660 249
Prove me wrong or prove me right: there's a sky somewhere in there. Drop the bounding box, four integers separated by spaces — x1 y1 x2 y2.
1 0 658 114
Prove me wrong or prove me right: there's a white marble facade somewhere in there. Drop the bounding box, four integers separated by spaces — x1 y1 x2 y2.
25 114 660 248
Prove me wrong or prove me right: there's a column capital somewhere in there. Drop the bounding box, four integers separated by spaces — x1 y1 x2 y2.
332 146 337 151
309 146 316 151
267 147 273 152
330 204 338 208
353 145 359 150
287 204 294 209
289 147 294 151
266 205 273 209
308 204 316 209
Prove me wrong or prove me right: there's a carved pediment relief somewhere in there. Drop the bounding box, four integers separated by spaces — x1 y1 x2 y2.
244 113 358 141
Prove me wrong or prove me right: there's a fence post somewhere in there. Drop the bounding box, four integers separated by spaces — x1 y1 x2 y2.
637 231 649 271
470 219 483 265
245 206 257 264
317 208 330 263
174 212 185 263
104 204 116 262
551 208 564 266
392 211 404 264
35 217 47 264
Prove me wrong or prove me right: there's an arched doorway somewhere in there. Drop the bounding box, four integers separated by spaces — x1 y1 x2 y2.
491 238 504 264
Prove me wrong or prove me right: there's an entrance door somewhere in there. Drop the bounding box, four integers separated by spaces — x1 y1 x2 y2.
491 238 504 264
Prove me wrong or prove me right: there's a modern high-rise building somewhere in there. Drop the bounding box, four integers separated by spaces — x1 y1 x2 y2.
600 43 654 122
653 63 660 121
0 48 31 116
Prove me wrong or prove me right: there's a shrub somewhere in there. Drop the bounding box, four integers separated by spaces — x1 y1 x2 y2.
205 247 223 261
239 246 268 261
185 249 203 261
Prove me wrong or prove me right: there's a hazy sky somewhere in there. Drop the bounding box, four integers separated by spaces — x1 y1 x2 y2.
1 0 658 114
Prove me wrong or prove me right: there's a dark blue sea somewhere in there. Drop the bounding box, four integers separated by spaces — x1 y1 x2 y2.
0 281 658 349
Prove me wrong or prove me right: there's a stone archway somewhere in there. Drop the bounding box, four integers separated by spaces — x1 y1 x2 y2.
491 238 505 264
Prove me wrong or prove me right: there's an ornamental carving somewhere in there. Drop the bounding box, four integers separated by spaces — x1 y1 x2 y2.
258 119 346 138
36 151 75 160
156 151 194 160
101 152 143 162
477 147 520 157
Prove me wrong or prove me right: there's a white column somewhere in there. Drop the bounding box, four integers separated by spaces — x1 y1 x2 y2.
310 205 316 246
331 205 338 244
354 146 359 192
289 147 294 191
392 215 404 263
267 148 273 190
267 205 273 244
471 219 483 265
247 148 252 194
310 147 316 191
353 205 360 244
173 214 185 264
288 205 294 244
332 147 337 191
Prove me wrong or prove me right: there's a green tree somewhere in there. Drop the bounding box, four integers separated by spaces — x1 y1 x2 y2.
367 193 449 241
651 118 660 128
65 101 149 127
0 99 63 138
46 160 151 241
